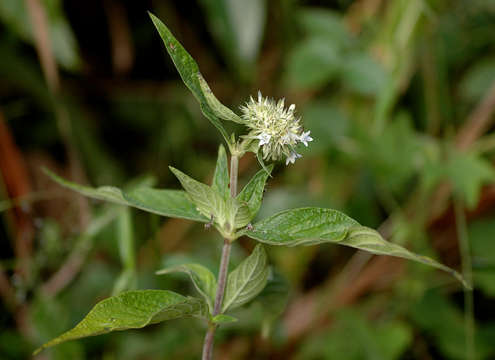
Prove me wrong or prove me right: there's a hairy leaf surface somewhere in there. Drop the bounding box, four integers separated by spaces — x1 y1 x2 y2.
342 226 468 288
44 169 207 222
34 290 208 354
149 13 231 144
169 167 227 225
223 244 269 312
198 74 243 123
243 208 468 288
243 207 357 246
235 165 273 227
212 144 230 199
156 263 217 312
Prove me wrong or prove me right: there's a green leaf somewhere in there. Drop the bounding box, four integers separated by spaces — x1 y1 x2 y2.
242 208 468 288
410 291 495 360
298 8 351 47
211 314 238 324
446 151 495 209
112 208 137 295
198 75 243 124
285 38 340 90
235 165 273 227
212 144 230 199
156 264 217 312
242 207 357 246
340 52 388 95
222 244 269 312
43 168 207 222
459 56 495 102
0 0 81 71
149 12 231 146
342 227 468 288
169 167 228 226
197 0 266 77
34 290 208 355
224 0 266 63
297 309 412 360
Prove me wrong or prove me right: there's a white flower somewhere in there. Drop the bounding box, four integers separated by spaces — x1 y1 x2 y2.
299 131 313 147
256 132 271 146
240 91 312 165
285 151 302 165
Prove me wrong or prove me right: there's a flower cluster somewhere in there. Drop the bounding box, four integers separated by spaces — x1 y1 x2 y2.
240 92 312 165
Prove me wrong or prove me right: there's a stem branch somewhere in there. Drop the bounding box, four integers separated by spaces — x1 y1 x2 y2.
201 155 239 360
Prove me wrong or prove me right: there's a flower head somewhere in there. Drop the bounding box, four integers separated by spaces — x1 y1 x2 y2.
240 91 312 165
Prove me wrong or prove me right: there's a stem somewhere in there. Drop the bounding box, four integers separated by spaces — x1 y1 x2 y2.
201 155 239 360
454 198 475 360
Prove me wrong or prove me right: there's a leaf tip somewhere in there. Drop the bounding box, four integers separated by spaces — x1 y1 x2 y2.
41 167 66 187
155 269 170 275
218 143 226 156
452 269 472 290
41 166 56 179
147 11 159 23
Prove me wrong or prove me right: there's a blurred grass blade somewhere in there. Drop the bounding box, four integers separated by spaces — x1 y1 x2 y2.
0 0 80 70
256 150 273 177
226 0 266 63
243 208 469 288
222 244 269 312
198 0 266 77
33 290 208 354
112 207 137 295
44 168 208 222
156 263 217 312
149 12 231 146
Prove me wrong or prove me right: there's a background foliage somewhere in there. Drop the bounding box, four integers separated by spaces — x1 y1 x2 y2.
1 0 495 359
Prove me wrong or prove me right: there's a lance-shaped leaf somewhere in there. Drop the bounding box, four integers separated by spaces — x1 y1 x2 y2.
149 13 231 145
222 244 269 312
235 165 273 227
43 169 208 222
156 263 217 312
242 208 469 288
212 144 230 199
341 226 469 288
34 290 208 355
198 74 244 124
241 207 358 246
169 167 228 226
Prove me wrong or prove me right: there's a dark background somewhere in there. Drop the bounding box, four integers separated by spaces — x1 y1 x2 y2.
1 0 495 359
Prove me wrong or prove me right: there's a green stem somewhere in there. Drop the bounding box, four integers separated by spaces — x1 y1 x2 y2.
454 197 475 360
201 155 238 360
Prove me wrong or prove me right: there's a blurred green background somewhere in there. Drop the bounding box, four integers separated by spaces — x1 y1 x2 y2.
1 0 495 359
